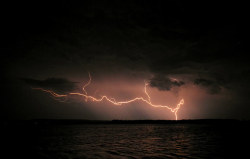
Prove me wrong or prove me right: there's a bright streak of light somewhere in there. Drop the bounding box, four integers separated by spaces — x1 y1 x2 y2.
32 74 184 120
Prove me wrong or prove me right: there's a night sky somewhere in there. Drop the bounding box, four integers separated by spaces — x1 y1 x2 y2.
1 1 249 120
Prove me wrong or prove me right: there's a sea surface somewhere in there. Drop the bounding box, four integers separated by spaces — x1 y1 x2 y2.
2 121 250 159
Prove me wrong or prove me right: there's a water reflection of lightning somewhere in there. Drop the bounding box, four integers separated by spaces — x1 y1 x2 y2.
32 74 184 120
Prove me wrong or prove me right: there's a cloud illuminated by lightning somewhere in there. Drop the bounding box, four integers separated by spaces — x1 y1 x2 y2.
32 74 184 120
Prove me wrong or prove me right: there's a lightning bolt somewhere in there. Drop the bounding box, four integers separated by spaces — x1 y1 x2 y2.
32 74 184 120
82 72 91 102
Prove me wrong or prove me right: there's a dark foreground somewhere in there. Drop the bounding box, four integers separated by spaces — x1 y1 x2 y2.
2 120 250 159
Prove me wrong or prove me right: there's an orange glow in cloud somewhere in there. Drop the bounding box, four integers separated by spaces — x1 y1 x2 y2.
33 74 184 120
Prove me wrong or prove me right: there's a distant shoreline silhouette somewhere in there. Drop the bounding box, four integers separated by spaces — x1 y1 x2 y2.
2 119 249 126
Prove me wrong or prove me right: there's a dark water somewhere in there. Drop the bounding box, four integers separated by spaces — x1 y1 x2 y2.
2 122 250 159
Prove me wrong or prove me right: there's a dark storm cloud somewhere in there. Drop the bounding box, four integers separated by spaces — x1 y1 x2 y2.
8 0 246 95
150 75 185 91
6 1 246 95
22 78 77 93
194 78 221 94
